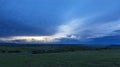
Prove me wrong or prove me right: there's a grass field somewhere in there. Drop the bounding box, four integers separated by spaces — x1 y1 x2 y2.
0 49 120 67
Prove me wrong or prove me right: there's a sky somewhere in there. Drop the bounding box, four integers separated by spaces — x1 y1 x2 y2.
0 0 120 44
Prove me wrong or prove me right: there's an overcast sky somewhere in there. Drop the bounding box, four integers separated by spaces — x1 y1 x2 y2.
0 0 120 44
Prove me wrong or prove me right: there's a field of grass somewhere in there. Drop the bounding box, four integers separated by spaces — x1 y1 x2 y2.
0 49 120 67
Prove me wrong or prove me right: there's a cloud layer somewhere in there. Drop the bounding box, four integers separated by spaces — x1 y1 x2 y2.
0 15 120 43
0 0 120 44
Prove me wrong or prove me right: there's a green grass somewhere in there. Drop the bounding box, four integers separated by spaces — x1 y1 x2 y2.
0 49 120 67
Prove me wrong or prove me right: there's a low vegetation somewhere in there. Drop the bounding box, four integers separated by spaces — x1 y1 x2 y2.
0 44 120 67
0 49 120 67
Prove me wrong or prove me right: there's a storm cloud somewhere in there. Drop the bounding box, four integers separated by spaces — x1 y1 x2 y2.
0 0 120 44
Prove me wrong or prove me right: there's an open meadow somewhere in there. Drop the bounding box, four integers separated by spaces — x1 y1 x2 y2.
0 49 120 67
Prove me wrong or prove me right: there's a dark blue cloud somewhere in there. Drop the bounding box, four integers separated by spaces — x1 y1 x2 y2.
0 0 120 44
88 35 120 44
0 19 44 37
0 0 71 37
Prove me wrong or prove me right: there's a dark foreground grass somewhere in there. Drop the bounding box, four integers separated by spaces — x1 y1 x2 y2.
0 49 120 67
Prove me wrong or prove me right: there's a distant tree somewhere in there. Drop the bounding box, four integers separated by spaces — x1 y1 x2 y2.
0 50 6 53
7 50 21 53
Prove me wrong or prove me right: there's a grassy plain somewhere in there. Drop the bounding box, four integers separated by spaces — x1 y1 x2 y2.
0 49 120 67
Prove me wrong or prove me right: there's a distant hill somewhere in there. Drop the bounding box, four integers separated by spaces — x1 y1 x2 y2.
0 43 120 49
107 44 120 49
